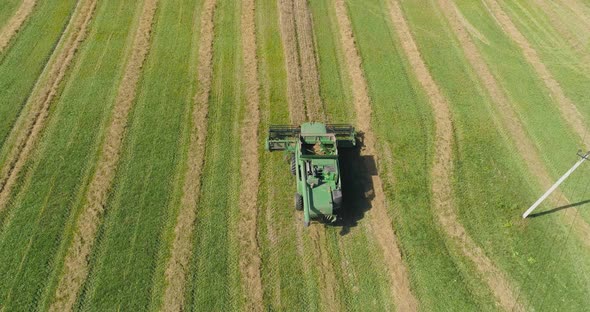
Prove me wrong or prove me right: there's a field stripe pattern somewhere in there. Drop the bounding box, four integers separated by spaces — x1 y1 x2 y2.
0 0 144 308
440 0 590 246
238 0 264 310
0 0 97 213
0 0 36 54
483 0 590 148
333 0 418 310
387 0 524 310
49 0 159 310
162 0 216 309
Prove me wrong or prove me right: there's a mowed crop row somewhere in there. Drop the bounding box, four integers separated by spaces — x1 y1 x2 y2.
0 0 589 310
0 0 143 309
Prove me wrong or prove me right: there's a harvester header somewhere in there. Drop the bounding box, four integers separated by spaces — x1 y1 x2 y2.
266 122 356 226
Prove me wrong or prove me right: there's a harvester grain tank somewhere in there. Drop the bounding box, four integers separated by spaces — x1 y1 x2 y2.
265 122 356 226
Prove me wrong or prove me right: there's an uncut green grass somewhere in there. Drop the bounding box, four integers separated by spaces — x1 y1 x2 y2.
346 0 497 310
405 0 590 310
75 0 202 310
308 0 397 310
184 0 243 310
0 0 21 27
255 0 322 310
0 0 141 310
455 0 590 240
0 0 76 158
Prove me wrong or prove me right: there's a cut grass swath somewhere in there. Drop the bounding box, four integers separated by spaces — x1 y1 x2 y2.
0 0 36 54
255 0 318 309
184 0 244 309
0 0 143 309
0 0 97 214
49 0 159 310
0 0 22 27
482 0 590 148
322 0 417 310
347 0 484 310
237 0 264 309
161 0 216 310
387 0 524 309
0 0 76 160
76 0 202 310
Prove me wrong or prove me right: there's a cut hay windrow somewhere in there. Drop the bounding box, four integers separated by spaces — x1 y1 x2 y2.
333 0 418 309
387 0 523 310
278 0 305 124
278 0 340 309
439 0 590 248
49 0 159 310
483 0 590 149
237 0 264 309
0 0 97 214
0 0 36 54
162 0 216 310
293 0 323 122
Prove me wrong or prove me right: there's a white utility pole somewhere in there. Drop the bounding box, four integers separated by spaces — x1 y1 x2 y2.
522 151 590 219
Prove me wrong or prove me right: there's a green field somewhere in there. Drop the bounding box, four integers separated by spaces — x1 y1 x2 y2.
0 0 589 310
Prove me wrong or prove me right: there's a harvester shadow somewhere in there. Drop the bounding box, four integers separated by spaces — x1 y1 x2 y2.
528 199 590 218
334 132 377 236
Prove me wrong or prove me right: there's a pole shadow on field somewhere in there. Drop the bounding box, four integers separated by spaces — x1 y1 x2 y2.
335 132 377 236
528 199 590 218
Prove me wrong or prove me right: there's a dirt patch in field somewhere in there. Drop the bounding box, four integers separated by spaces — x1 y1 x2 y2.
483 0 590 149
48 1 159 310
0 0 97 213
278 0 306 124
333 0 418 309
388 0 524 310
237 0 264 310
293 0 323 122
0 0 36 54
162 0 216 310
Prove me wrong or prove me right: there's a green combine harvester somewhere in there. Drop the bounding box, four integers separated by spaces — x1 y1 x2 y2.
266 122 356 226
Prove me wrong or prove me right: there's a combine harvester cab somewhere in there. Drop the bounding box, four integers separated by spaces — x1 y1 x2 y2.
266 122 356 226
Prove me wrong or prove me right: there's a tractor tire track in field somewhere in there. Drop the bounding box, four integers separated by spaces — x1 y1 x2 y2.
483 0 590 149
0 0 36 54
387 1 524 310
333 0 418 309
49 0 159 310
238 0 264 310
293 0 323 122
440 0 590 248
0 0 97 213
278 0 306 124
162 0 216 310
278 0 339 309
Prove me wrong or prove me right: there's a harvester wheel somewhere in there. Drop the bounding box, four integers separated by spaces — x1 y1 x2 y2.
290 155 296 176
294 193 303 211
